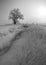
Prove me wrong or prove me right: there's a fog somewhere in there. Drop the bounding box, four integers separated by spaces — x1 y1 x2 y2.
0 0 46 24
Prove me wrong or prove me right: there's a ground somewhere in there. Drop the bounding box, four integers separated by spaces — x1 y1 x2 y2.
0 23 46 65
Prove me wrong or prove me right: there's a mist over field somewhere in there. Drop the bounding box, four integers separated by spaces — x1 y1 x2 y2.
1 0 46 24
0 0 46 65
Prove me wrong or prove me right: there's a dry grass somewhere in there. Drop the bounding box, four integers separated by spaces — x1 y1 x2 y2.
0 23 46 65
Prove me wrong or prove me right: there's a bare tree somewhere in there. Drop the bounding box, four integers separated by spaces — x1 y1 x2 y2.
9 8 24 24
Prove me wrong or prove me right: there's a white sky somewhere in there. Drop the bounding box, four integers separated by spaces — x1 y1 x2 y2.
0 0 46 24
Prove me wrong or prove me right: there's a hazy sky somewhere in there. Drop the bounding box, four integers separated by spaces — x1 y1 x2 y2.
0 0 46 24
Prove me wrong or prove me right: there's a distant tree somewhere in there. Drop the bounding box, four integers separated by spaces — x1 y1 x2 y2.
9 8 24 24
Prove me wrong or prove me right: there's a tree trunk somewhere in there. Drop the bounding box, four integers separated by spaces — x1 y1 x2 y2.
13 19 16 24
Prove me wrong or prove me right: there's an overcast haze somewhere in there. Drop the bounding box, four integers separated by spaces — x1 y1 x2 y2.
0 0 46 24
